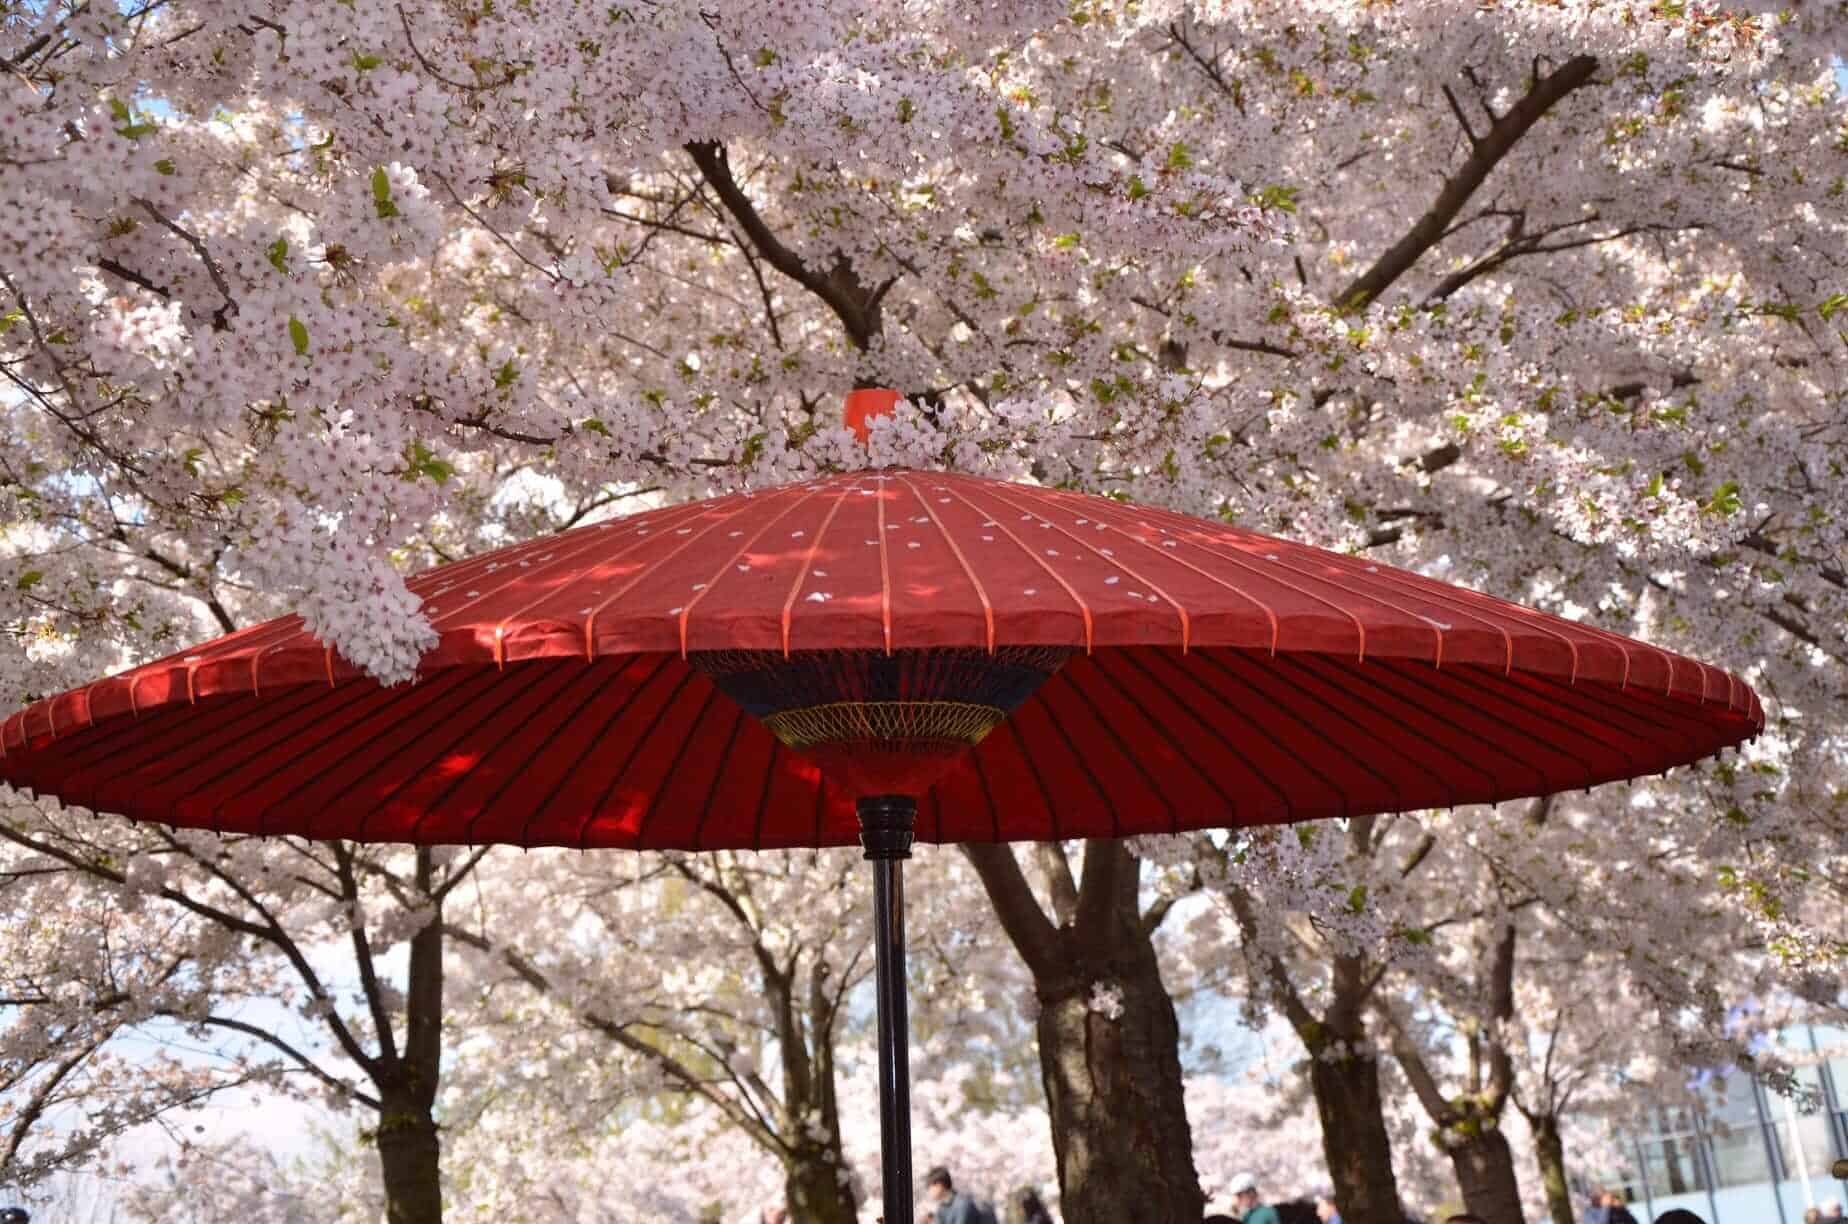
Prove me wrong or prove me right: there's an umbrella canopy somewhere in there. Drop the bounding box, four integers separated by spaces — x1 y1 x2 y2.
0 400 1766 1224
1 466 1760 848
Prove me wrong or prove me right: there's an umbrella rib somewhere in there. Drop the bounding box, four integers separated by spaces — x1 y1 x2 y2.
1138 647 1360 820
1072 652 1244 818
435 502 699 644
938 480 1094 651
1018 679 1124 839
779 484 856 658
893 472 995 652
687 702 749 850
477 503 691 665
677 484 824 657
581 500 754 661
515 654 667 846
49 700 220 813
1189 648 1418 812
28 688 219 777
1043 667 1172 835
462 657 643 846
246 616 324 697
1073 497 1366 660
1371 660 1615 786
1272 652 1496 800
1520 668 1730 747
393 661 589 840
1286 652 1531 794
1040 491 1278 653
579 663 698 850
1101 647 1308 820
345 663 570 841
975 481 1190 652
222 669 487 836
140 682 396 815
1004 719 1062 842
1314 556 1533 677
751 738 779 852
408 494 662 598
876 475 892 654
968 747 1001 842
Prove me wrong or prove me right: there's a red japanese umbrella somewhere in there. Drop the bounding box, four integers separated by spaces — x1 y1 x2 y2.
0 390 1761 1221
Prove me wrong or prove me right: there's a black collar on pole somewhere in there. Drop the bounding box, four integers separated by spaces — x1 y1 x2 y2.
859 794 916 1224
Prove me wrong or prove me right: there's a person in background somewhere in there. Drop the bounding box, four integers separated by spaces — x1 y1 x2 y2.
1313 1187 1341 1224
1603 1188 1640 1224
0 1209 27 1224
919 1166 998 1224
1585 1188 1613 1224
1017 1188 1054 1224
1651 1210 1708 1224
1806 1207 1824 1224
1819 1198 1844 1222
1227 1172 1281 1224
1444 1215 1487 1224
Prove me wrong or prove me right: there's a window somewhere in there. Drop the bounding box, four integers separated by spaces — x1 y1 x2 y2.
1640 1134 1709 1197
1707 1123 1774 1187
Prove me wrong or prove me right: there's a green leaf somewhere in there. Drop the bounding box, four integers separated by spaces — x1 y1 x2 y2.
1126 175 1149 201
1818 292 1848 321
1165 141 1193 170
116 122 159 140
897 97 914 124
108 97 133 123
1345 884 1369 915
267 237 290 275
352 51 383 72
492 358 519 388
1704 480 1742 517
581 418 610 437
402 440 454 484
154 158 176 176
371 166 399 219
15 570 44 592
1252 184 1299 213
288 315 310 356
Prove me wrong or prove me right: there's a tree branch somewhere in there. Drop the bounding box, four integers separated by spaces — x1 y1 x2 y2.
959 844 1059 977
1337 55 1600 309
683 141 887 349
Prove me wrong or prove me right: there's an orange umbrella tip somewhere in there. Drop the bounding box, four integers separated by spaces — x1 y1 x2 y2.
844 387 902 444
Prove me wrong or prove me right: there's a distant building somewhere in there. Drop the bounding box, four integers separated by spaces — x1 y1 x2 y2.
1609 1024 1848 1223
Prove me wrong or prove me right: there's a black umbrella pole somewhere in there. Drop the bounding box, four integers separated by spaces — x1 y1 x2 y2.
858 794 917 1224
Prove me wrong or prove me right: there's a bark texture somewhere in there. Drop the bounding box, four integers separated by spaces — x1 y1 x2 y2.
1529 1110 1578 1224
1307 1039 1405 1224
965 840 1203 1223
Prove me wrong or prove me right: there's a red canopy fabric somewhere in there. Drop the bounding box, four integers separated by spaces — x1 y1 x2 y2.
0 468 1761 849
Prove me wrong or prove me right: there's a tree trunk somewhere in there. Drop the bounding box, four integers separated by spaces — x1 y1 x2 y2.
1530 1111 1576 1224
1034 925 1202 1221
376 1088 443 1224
1447 1123 1526 1224
784 1141 858 1224
964 841 1202 1223
1308 1042 1404 1224
373 847 446 1224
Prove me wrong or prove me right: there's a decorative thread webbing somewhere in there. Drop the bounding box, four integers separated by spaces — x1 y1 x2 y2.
689 646 1071 755
763 700 1006 750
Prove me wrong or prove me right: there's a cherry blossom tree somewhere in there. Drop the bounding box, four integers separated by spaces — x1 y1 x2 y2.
0 786 486 1223
5 0 1847 1220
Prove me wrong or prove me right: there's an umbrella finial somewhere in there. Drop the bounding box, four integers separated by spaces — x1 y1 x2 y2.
845 386 901 444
